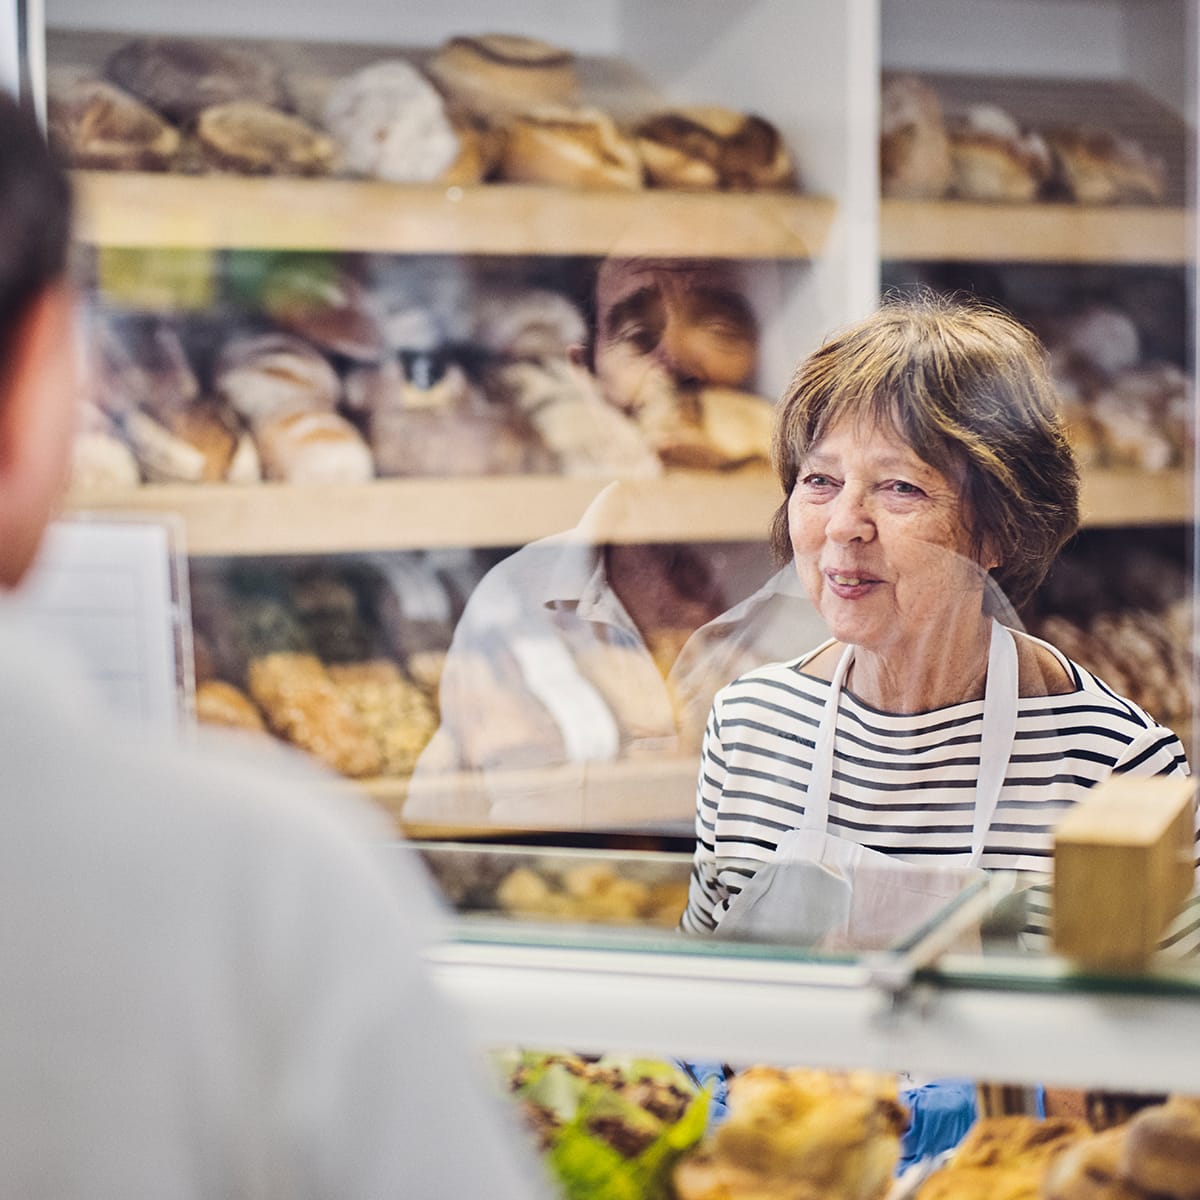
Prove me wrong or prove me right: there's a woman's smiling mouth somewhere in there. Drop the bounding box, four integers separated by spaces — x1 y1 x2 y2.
824 568 881 598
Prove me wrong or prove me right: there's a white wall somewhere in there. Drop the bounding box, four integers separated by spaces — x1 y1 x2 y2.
43 0 621 52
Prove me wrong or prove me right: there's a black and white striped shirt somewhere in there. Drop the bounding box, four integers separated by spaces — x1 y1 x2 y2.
682 638 1191 935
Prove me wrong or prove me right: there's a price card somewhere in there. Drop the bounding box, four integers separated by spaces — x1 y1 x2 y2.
13 514 193 737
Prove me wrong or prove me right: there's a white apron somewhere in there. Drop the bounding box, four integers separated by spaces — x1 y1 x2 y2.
718 620 1018 951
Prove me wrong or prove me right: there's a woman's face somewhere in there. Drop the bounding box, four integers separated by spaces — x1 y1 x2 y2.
787 415 991 657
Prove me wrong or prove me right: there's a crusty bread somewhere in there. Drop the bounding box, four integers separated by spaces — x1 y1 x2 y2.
1121 1100 1200 1198
49 77 181 171
1044 126 1166 205
425 33 578 120
195 100 336 176
502 104 642 189
635 106 794 190
880 74 952 199
255 410 374 484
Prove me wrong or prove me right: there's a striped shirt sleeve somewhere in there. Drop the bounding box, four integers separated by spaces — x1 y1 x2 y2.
681 702 728 934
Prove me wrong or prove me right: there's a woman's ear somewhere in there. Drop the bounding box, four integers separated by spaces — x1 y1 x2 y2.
567 342 587 368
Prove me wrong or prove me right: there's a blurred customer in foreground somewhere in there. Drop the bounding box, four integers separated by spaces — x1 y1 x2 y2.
407 257 826 830
0 92 543 1200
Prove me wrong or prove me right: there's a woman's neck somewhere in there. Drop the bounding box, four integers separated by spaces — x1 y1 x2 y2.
845 617 993 714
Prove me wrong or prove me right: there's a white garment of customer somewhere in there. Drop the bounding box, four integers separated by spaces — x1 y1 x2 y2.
0 604 544 1200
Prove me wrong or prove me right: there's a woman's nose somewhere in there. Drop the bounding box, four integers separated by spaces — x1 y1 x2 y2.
824 485 875 542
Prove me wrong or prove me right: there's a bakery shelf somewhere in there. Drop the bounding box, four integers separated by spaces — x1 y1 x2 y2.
359 755 699 837
65 467 1188 556
880 199 1192 264
72 171 836 260
64 469 785 555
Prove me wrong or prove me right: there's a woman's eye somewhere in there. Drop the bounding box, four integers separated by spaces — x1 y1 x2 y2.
889 480 924 496
614 322 660 353
801 473 833 488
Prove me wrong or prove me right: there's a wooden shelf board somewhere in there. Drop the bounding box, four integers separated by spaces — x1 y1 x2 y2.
881 200 1192 265
1078 468 1191 527
73 171 835 260
359 755 700 837
64 469 784 556
65 467 1189 557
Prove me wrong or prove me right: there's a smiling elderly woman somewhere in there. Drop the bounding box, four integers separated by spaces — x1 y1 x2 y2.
681 294 1190 941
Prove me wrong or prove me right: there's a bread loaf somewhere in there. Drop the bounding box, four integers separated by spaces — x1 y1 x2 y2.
636 106 794 191
255 410 374 484
195 679 267 733
195 101 336 176
502 105 642 189
880 74 952 199
105 36 287 126
1046 127 1166 205
49 77 181 171
947 104 1052 202
425 33 579 121
323 59 460 183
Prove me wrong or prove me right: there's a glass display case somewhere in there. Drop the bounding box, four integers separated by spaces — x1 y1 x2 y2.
25 0 1200 1192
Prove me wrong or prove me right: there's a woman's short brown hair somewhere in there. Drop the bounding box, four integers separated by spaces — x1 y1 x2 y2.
770 292 1080 611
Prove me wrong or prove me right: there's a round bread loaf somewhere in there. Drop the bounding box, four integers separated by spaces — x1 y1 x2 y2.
106 36 287 126
636 106 794 190
255 410 374 484
1044 126 1167 205
502 104 642 189
425 33 578 120
195 100 335 176
880 74 952 199
49 77 181 171
323 59 460 183
947 103 1052 203
1122 1100 1200 1197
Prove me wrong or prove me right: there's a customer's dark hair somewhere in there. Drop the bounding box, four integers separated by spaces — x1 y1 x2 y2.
771 291 1080 611
0 94 72 368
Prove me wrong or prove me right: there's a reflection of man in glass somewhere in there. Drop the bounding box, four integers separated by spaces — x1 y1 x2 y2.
407 259 826 830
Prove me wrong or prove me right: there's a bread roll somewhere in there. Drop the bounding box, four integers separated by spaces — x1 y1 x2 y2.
1046 127 1166 205
105 36 287 127
165 403 242 482
327 660 438 776
255 410 374 484
123 410 208 483
425 33 579 121
948 104 1052 202
49 77 181 171
71 429 142 491
195 679 266 733
502 105 642 189
261 264 389 363
247 651 382 778
215 333 341 427
196 100 336 176
635 107 794 191
1121 1100 1200 1198
323 59 460 183
880 74 952 199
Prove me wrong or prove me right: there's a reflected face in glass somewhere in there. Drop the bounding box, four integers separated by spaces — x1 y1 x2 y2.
787 416 990 657
591 259 758 412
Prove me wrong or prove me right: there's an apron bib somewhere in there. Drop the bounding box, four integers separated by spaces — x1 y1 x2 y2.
718 620 1018 950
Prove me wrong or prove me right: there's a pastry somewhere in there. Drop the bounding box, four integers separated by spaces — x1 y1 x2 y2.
947 104 1053 202
322 59 460 184
48 77 181 171
1122 1099 1200 1198
879 74 952 199
441 114 506 184
254 410 375 484
215 333 341 427
501 105 643 189
327 660 438 776
425 33 579 121
635 107 795 191
194 679 267 733
195 101 336 176
1045 127 1167 205
246 651 382 778
105 36 288 127
676 1066 906 1200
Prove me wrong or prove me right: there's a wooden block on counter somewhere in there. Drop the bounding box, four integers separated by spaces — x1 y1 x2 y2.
1054 775 1196 970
